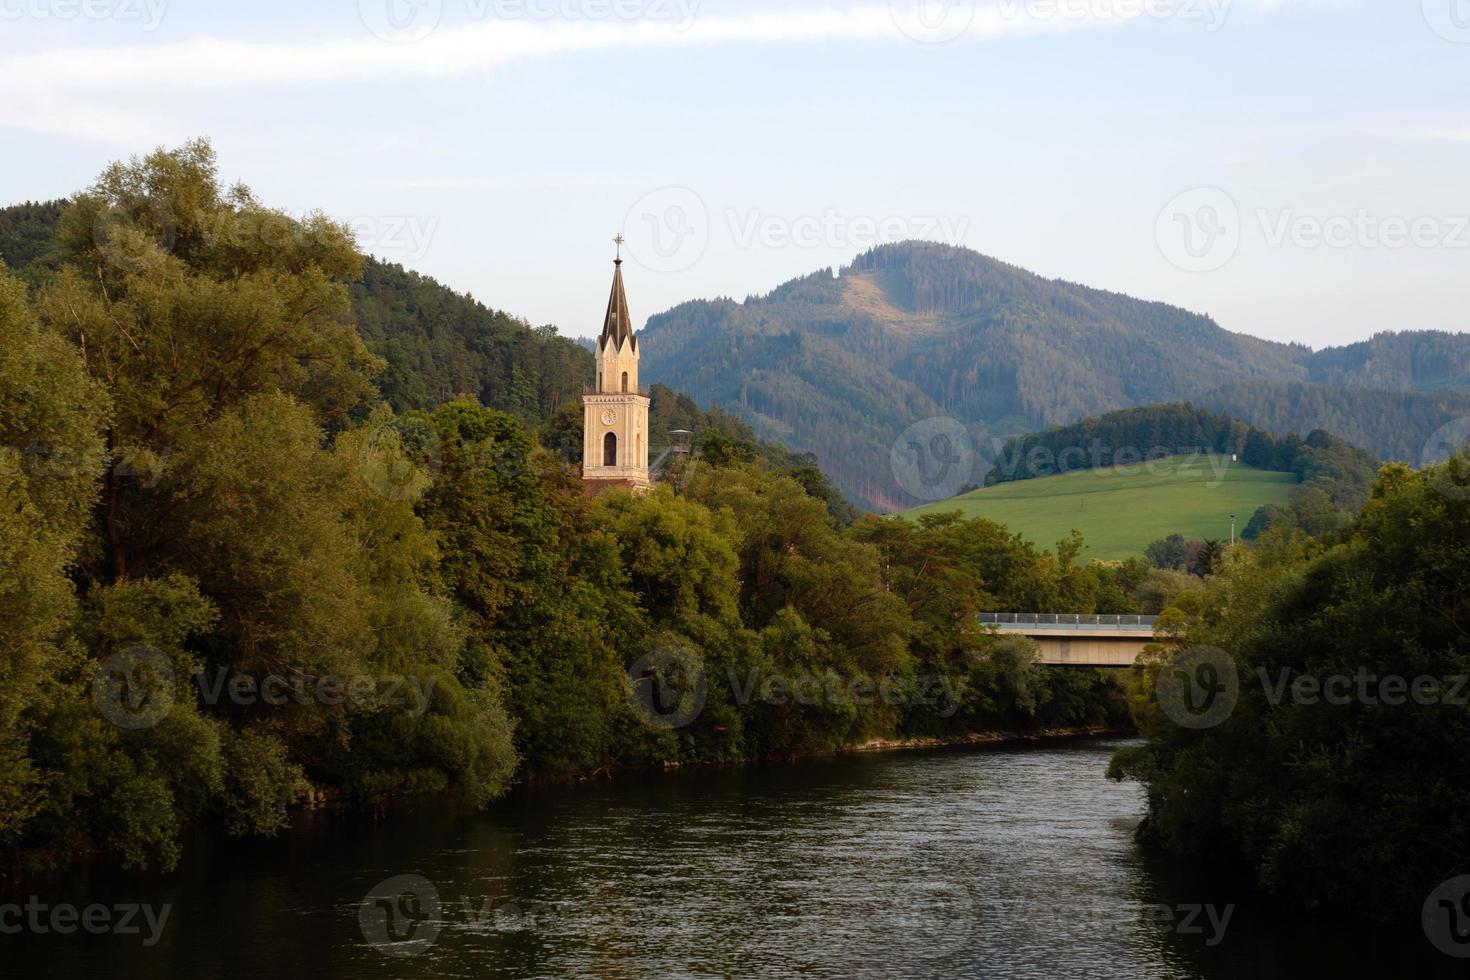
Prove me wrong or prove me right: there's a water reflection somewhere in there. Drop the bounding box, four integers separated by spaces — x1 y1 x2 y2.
1 739 1455 979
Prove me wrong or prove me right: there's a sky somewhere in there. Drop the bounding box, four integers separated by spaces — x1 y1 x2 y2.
2 0 1468 347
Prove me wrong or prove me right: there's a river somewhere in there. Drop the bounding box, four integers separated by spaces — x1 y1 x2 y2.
1 738 1452 978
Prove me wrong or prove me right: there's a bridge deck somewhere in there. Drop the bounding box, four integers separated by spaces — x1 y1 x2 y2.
981 614 1158 667
980 614 1158 630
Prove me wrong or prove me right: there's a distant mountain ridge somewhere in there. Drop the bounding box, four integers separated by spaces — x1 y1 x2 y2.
638 241 1470 510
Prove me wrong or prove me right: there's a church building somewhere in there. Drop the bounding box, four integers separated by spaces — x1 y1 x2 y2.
582 239 651 492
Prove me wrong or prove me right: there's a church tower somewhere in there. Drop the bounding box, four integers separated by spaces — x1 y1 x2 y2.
582 237 651 492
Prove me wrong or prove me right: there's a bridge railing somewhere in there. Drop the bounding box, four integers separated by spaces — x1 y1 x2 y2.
980 613 1158 630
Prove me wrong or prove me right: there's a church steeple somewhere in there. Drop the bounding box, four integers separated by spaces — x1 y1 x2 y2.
600 235 636 352
583 236 651 492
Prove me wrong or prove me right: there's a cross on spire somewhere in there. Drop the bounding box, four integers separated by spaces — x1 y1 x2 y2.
600 243 636 351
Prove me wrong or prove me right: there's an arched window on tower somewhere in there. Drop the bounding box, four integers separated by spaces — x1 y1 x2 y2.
621 371 629 393
603 432 618 467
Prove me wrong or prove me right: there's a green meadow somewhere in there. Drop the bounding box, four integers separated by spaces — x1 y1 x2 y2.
902 455 1298 561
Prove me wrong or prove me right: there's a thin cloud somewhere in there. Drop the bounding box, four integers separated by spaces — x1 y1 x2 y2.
1 1 1333 142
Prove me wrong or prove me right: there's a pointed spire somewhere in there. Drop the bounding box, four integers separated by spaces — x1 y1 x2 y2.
600 237 636 352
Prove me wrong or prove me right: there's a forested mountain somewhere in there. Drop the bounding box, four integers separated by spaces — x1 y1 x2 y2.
1301 330 1470 390
1199 380 1470 463
638 241 1470 510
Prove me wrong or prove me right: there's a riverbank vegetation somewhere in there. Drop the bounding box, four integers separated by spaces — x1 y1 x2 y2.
1110 458 1470 919
0 142 1138 875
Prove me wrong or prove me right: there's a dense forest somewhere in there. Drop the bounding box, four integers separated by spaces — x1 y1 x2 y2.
984 403 1381 539
0 198 593 426
638 241 1470 510
1 141 1142 875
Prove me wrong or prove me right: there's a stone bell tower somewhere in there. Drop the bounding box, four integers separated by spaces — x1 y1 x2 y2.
582 236 651 492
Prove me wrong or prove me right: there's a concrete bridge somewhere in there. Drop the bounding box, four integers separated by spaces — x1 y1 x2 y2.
980 614 1158 667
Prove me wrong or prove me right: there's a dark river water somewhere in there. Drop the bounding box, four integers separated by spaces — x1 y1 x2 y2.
1 738 1454 978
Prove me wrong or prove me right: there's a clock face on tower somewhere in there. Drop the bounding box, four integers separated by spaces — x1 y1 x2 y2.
601 409 618 426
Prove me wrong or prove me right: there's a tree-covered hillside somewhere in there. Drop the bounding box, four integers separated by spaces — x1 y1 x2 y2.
351 259 591 421
1200 380 1470 463
0 200 65 285
1 141 1136 875
0 199 595 425
639 241 1470 511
